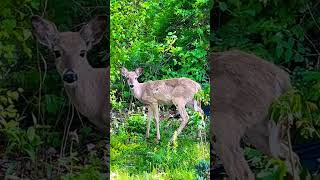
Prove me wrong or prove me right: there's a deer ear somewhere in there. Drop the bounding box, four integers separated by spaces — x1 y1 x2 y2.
135 68 144 76
31 15 59 48
121 67 128 77
80 16 107 49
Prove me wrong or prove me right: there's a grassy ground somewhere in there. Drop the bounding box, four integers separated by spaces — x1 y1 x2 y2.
110 110 210 180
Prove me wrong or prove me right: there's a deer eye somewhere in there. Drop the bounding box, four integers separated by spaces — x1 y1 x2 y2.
80 50 86 57
54 50 61 58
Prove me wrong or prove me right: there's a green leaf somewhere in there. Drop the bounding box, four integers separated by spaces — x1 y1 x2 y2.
23 29 32 40
31 113 37 125
2 19 16 31
284 49 292 62
192 48 207 59
27 127 36 142
275 44 283 58
218 2 228 12
26 149 36 162
44 95 64 114
6 91 19 101
30 0 40 9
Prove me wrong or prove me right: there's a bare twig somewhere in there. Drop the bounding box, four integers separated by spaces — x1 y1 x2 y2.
287 127 296 179
76 110 85 128
307 5 320 31
59 99 71 157
36 42 44 125
41 0 48 17
71 0 90 16
63 105 75 156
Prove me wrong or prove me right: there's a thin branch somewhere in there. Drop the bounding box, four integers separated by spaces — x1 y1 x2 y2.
41 0 48 17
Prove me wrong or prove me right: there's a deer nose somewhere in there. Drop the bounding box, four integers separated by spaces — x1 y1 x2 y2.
129 84 134 88
63 69 78 83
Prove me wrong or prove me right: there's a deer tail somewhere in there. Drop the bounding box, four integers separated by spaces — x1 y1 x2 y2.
194 83 204 118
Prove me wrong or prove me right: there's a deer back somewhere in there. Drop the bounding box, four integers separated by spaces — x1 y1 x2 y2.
210 50 291 128
141 78 201 105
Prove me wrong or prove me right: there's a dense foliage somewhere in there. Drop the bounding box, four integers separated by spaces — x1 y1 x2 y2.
111 0 210 105
0 0 108 179
110 0 210 179
212 0 320 178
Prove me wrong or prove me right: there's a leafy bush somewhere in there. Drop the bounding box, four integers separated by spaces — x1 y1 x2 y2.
0 0 39 80
0 88 42 162
195 160 210 180
111 0 210 107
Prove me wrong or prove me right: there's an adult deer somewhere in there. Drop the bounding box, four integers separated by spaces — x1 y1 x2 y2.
210 50 301 180
121 67 204 142
31 15 109 133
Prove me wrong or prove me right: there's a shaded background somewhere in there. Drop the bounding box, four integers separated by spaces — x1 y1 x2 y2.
211 0 320 178
0 0 109 178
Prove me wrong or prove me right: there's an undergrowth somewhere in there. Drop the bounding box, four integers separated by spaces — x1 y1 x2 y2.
110 108 210 180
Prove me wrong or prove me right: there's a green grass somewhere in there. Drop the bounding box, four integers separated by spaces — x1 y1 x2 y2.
110 112 210 180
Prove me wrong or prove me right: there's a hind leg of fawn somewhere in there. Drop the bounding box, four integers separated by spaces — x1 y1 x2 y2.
170 97 189 142
245 122 300 179
187 100 204 119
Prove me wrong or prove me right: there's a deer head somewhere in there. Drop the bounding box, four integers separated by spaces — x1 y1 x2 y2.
31 15 107 87
121 67 143 89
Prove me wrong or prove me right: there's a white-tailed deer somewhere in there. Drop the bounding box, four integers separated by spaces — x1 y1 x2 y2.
121 67 204 142
210 50 301 180
31 16 109 133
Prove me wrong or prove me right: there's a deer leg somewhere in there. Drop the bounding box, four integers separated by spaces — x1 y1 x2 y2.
216 139 254 180
244 121 274 156
146 105 153 139
151 103 160 142
279 141 301 180
245 122 300 179
188 99 204 119
171 97 188 141
194 99 204 118
213 112 254 180
214 140 236 179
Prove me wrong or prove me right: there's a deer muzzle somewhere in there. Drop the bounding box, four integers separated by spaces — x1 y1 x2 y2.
63 69 78 84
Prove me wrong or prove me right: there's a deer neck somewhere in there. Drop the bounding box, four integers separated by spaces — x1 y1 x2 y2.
131 82 145 100
63 65 106 120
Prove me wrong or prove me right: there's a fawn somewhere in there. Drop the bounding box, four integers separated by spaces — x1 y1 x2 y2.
31 15 109 133
121 67 204 142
